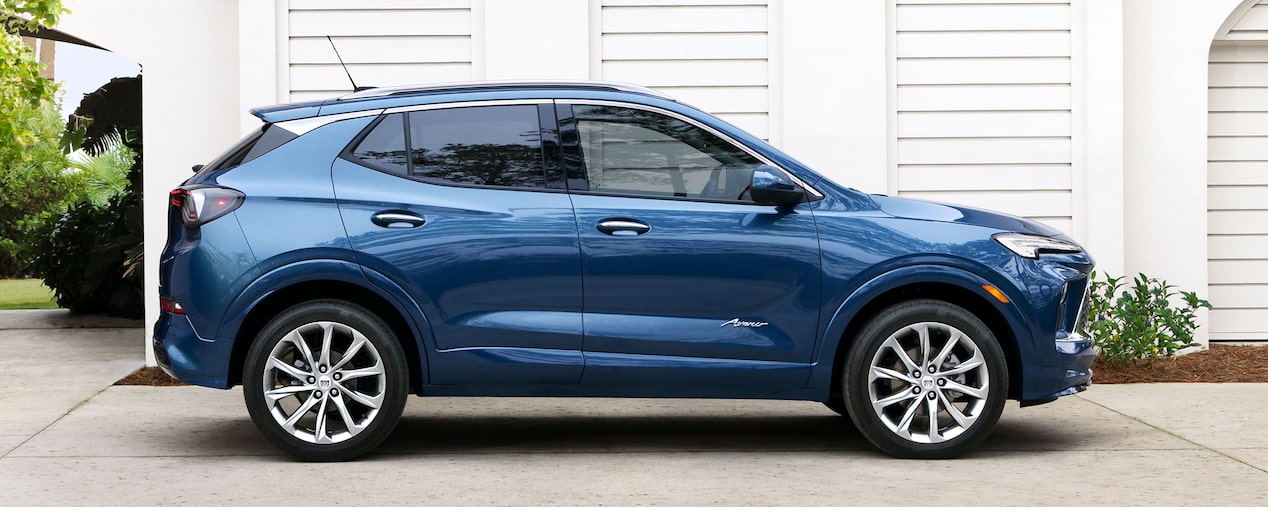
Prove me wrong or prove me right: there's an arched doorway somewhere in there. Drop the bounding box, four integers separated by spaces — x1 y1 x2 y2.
1208 0 1268 343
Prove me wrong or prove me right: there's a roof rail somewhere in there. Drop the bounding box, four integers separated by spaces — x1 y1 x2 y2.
337 80 675 101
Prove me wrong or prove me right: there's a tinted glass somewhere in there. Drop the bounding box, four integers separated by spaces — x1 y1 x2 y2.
350 113 408 174
571 105 761 201
408 105 546 188
198 123 298 176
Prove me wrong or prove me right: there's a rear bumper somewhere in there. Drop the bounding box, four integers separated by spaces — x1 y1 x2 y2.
152 312 234 389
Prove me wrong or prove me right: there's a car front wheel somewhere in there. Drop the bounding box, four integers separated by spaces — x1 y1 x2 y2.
243 300 408 461
842 299 1007 459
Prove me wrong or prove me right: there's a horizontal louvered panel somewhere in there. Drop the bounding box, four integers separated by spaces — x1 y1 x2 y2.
898 58 1071 85
897 138 1071 165
1208 111 1268 135
897 31 1069 58
1208 284 1268 309
898 165 1071 191
895 3 1070 32
898 111 1070 138
896 190 1071 218
1209 136 1268 161
290 36 470 64
1210 308 1268 335
713 112 768 140
602 60 767 87
603 33 767 60
1209 210 1268 234
290 63 472 91
1210 235 1268 259
602 5 766 33
1208 186 1268 210
1209 161 1268 185
291 0 470 9
898 84 1071 111
1210 87 1268 112
1210 259 1268 284
1208 62 1268 87
289 9 470 37
662 86 769 114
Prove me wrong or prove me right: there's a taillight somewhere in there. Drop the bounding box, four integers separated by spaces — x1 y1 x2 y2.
169 186 245 227
160 297 186 314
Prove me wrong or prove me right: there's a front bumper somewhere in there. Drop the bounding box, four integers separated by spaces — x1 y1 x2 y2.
152 312 234 389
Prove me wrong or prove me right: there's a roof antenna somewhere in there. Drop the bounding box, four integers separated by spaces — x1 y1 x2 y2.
327 35 372 92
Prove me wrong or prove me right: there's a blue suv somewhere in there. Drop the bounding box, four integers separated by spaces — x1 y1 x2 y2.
156 81 1095 461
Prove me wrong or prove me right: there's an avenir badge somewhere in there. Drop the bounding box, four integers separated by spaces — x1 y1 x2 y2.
721 318 769 328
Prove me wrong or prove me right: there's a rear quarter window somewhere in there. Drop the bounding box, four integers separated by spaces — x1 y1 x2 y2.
197 124 298 176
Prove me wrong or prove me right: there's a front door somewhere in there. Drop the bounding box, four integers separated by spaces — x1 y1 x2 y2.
559 103 822 390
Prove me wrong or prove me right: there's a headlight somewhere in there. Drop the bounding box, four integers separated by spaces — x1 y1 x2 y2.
993 233 1081 259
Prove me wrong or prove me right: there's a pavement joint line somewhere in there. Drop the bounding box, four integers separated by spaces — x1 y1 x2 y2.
1078 395 1268 474
0 385 111 460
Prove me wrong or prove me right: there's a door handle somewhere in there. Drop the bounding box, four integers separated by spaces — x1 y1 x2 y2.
371 211 426 228
596 219 650 236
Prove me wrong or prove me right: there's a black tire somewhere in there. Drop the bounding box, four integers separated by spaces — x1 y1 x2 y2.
842 299 1007 459
243 300 408 461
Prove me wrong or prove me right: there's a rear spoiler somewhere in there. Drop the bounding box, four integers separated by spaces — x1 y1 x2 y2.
248 99 327 124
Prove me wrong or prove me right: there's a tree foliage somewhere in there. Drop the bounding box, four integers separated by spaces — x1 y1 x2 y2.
0 0 68 276
2 0 67 147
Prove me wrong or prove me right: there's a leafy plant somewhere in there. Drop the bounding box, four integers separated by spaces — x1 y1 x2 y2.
0 99 72 277
65 130 136 206
27 198 142 318
1087 272 1212 366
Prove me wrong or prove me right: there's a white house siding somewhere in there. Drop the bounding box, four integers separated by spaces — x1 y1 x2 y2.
286 0 474 102
1208 1 1268 342
893 0 1074 234
595 0 773 141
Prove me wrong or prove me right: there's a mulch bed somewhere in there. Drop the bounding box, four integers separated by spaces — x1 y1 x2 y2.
1093 344 1268 383
114 366 185 386
112 345 1267 387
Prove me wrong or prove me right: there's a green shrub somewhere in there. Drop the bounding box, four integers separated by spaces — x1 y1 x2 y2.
1087 272 1212 366
27 197 142 318
0 100 73 277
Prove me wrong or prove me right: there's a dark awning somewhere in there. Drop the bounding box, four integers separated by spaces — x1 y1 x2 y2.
6 15 107 51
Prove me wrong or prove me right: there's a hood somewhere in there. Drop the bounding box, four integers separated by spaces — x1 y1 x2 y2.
869 194 1064 237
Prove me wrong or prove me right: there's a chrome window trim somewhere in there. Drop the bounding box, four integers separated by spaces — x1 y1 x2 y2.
383 99 553 115
557 99 824 198
277 109 384 136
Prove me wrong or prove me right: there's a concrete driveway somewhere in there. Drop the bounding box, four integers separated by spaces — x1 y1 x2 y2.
1 310 1265 505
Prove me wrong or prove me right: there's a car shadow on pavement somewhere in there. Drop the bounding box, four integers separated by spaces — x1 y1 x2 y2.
377 414 868 456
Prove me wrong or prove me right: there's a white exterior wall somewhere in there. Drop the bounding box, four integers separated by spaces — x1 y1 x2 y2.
1208 0 1268 342
59 0 243 364
54 0 1268 360
891 0 1076 234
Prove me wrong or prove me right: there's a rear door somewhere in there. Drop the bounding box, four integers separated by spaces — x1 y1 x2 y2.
559 102 823 390
333 101 585 386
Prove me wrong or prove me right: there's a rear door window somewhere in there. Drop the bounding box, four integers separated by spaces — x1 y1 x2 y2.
408 105 547 189
347 105 554 190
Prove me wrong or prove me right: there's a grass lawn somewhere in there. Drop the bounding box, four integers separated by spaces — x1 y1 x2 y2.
0 278 58 310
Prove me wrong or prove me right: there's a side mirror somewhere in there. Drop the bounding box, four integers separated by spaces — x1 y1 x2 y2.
749 165 805 206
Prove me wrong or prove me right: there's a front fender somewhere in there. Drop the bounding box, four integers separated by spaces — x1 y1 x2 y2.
806 263 1034 397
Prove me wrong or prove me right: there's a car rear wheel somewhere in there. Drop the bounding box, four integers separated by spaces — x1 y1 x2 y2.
842 299 1007 459
243 300 408 461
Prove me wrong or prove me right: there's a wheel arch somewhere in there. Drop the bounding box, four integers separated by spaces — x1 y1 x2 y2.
220 260 431 391
814 265 1032 402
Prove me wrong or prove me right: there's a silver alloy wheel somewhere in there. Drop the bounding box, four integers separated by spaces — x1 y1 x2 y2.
866 321 990 444
262 321 386 444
